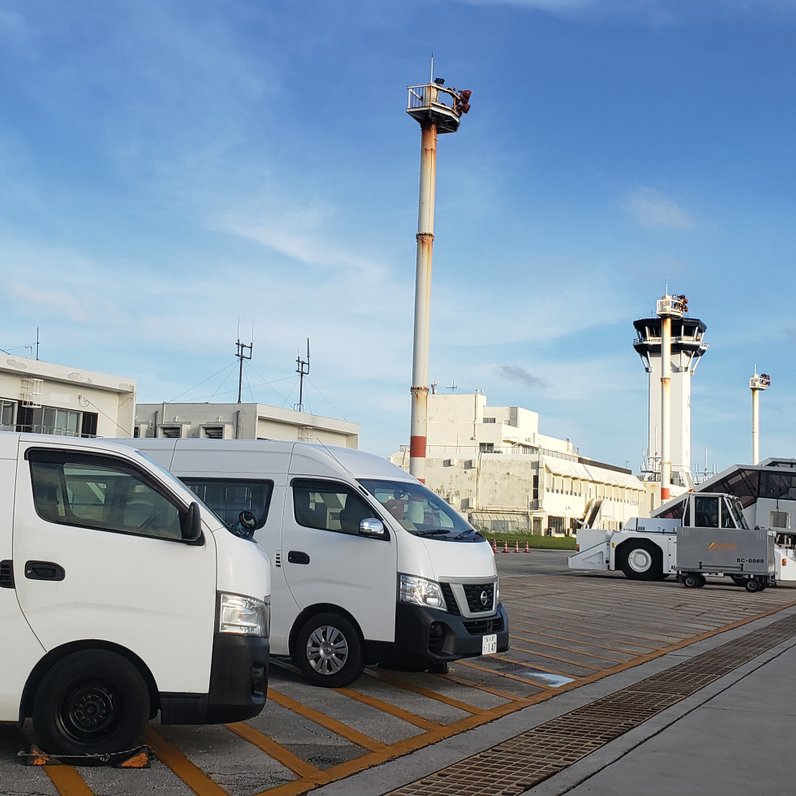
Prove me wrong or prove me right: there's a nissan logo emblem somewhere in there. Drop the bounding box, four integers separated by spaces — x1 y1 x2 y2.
479 589 489 607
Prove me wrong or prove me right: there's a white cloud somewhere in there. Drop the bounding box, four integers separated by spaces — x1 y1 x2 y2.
622 187 694 230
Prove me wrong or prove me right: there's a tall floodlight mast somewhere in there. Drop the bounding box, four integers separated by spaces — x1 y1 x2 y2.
405 61 471 482
749 369 771 465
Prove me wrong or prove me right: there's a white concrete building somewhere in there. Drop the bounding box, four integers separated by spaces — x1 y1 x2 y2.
0 356 136 438
391 393 647 534
134 402 360 448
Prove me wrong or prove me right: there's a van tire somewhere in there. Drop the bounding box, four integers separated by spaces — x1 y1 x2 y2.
32 650 150 755
617 540 662 581
295 612 364 688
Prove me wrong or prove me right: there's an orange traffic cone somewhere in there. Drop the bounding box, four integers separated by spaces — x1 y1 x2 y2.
502 540 509 553
524 541 530 553
491 539 497 553
515 540 520 553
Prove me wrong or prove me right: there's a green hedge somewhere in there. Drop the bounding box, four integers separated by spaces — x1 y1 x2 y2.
482 533 577 551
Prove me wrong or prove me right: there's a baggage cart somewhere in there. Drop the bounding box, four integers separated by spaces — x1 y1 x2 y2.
675 527 776 593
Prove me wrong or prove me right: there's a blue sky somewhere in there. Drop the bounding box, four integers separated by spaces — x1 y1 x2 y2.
1 0 794 473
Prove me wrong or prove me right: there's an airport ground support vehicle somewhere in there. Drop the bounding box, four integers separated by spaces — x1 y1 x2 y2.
675 526 776 593
568 490 796 585
129 438 509 688
0 433 270 755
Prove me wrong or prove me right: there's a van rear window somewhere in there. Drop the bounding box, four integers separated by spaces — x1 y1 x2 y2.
181 478 273 534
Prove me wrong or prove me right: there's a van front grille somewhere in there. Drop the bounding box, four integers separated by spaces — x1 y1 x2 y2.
463 615 504 636
463 583 495 613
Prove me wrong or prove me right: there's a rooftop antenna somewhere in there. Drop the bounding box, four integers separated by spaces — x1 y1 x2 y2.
295 338 310 412
235 326 253 403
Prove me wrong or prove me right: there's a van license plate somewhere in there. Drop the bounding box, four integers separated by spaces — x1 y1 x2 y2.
482 634 497 655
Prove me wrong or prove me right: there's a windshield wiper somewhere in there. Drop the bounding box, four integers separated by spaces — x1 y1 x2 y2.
415 529 450 537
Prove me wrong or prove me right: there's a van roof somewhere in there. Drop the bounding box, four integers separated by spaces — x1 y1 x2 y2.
126 438 415 482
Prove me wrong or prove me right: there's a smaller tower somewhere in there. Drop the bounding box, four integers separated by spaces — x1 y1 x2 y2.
749 370 771 465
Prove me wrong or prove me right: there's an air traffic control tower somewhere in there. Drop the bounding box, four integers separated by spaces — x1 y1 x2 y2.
633 294 708 491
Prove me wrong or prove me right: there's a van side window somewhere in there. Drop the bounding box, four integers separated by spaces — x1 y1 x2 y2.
181 478 273 531
292 480 380 537
28 449 185 541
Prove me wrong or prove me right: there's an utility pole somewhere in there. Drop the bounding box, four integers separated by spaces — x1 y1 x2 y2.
295 339 310 413
235 337 253 403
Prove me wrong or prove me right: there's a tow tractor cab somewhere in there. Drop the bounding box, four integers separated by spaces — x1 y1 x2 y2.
0 433 270 756
568 492 754 581
129 438 510 688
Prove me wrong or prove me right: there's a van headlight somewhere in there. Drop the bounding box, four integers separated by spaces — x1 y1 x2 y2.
399 574 446 610
219 593 269 637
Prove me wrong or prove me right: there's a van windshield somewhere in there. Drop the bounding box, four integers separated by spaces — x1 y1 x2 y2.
358 479 483 541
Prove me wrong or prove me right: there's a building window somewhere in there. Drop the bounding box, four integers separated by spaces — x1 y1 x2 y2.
1 399 16 429
201 425 225 439
159 426 182 439
479 443 494 453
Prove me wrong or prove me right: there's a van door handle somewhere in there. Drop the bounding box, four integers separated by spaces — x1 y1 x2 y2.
24 560 66 581
287 551 310 565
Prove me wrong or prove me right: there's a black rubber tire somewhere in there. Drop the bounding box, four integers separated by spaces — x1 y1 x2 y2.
695 575 706 588
32 650 149 755
745 578 763 593
682 573 700 589
618 540 663 581
731 575 747 587
295 612 364 688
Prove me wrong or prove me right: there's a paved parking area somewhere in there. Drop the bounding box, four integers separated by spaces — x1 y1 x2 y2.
4 551 795 796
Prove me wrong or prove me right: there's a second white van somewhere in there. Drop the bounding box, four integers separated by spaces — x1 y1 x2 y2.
130 439 509 687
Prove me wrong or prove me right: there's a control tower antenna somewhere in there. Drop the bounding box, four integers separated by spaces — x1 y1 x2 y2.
749 368 771 465
633 292 708 500
405 61 472 483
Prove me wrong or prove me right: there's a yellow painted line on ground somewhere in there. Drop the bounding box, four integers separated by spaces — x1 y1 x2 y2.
510 634 626 663
144 727 229 796
507 614 667 648
44 766 94 796
528 628 653 656
443 671 528 702
500 644 596 677
226 722 324 781
268 688 388 753
365 669 485 715
338 688 438 730
253 605 796 796
455 657 560 687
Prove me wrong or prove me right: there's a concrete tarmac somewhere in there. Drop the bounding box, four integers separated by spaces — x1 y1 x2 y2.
313 602 796 795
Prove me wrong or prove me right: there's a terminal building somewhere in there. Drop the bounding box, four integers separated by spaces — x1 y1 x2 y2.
391 393 648 534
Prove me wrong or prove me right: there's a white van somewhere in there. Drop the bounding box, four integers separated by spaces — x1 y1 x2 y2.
130 439 509 688
0 433 270 755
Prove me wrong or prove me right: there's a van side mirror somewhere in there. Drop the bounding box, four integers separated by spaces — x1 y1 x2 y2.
239 510 257 531
230 510 257 540
359 518 386 538
182 501 204 544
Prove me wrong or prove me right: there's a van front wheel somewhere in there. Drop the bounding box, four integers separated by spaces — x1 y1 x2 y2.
32 650 150 755
295 612 364 688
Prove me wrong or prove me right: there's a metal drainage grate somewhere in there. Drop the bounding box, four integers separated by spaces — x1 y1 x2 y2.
388 612 796 796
